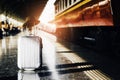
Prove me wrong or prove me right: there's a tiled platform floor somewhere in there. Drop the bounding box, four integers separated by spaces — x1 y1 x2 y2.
0 31 119 80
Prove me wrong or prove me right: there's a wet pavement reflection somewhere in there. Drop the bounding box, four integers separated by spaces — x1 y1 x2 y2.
0 31 114 80
0 36 18 79
0 31 91 80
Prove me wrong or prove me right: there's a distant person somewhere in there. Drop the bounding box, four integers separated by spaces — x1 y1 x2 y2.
1 21 10 36
0 22 3 39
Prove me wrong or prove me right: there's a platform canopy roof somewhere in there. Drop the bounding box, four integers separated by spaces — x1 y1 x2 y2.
0 0 48 21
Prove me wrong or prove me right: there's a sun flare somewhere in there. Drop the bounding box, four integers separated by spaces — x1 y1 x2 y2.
39 0 56 23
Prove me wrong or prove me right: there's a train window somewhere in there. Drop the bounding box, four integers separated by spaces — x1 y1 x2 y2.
74 0 76 2
60 0 62 10
69 0 72 5
61 0 63 10
55 4 59 14
63 0 64 10
58 1 60 12
58 1 61 11
65 0 67 8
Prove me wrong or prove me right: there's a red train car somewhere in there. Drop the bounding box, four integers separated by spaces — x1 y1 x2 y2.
54 0 120 56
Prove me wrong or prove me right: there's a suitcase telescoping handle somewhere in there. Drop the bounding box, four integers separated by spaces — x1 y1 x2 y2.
27 25 37 36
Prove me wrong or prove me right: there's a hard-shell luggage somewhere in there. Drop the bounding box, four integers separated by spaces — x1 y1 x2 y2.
17 36 42 70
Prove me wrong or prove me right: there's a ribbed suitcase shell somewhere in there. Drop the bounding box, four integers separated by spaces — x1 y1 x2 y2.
18 36 42 70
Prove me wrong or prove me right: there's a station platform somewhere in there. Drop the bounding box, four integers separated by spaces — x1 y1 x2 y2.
0 30 120 80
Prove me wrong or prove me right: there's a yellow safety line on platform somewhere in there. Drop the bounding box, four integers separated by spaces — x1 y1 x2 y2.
57 43 112 80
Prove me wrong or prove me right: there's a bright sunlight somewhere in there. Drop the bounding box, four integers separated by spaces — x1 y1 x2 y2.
39 0 56 23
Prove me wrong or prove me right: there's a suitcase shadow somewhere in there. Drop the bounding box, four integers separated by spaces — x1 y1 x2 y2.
35 62 97 77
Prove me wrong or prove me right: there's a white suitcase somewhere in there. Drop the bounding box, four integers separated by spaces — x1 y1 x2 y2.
17 36 42 70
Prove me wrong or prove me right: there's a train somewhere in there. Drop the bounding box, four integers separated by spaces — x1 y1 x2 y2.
53 0 120 56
